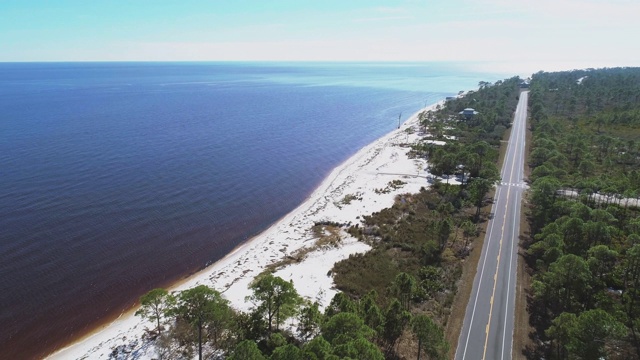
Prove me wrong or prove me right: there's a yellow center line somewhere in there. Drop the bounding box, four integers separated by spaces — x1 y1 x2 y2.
481 188 508 360
481 103 522 360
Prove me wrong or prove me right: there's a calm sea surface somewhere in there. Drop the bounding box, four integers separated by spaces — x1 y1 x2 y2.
0 62 501 358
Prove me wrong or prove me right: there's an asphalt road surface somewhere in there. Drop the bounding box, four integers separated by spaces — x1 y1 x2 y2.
455 91 529 360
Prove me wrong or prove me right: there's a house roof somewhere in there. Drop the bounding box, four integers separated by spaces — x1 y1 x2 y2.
459 108 479 115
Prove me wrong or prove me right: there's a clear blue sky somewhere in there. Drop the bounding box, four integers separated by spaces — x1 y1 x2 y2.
2 0 639 73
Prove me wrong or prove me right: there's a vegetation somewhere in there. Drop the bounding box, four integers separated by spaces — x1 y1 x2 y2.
336 193 362 208
131 77 525 359
246 273 302 334
411 314 448 360
327 76 522 358
134 279 387 359
523 67 640 359
135 288 173 336
375 180 406 194
174 285 234 359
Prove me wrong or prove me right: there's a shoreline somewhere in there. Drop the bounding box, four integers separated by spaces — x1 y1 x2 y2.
48 100 444 359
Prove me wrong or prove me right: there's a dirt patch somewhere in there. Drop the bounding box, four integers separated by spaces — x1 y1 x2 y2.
396 328 419 360
513 94 535 359
513 205 534 359
523 100 533 181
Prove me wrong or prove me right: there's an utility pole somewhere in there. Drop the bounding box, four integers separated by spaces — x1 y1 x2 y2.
397 112 402 129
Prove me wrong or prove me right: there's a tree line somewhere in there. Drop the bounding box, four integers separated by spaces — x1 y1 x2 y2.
328 76 523 358
525 67 640 359
133 272 447 359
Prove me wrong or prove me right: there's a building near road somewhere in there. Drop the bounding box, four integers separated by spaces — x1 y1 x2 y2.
459 108 479 120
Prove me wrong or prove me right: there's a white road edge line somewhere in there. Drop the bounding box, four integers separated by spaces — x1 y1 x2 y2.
460 185 501 360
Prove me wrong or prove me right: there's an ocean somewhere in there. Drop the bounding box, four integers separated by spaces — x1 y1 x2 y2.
0 62 501 358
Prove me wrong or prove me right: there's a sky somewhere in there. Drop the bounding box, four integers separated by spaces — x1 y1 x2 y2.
1 0 639 74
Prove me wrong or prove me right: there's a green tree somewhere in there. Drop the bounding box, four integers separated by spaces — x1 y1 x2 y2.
530 176 562 231
461 220 477 248
333 337 384 360
359 291 384 338
567 309 626 360
383 299 411 352
561 217 585 255
175 285 232 360
467 141 494 177
422 240 441 265
248 274 302 333
436 218 453 251
411 314 449 360
623 244 640 355
417 266 444 300
578 159 596 177
438 153 458 185
321 312 374 346
265 332 288 354
297 301 324 341
235 309 267 343
324 292 357 317
468 177 493 221
134 288 173 335
478 161 500 184
535 254 592 315
270 344 303 360
302 336 333 360
587 245 618 287
228 340 267 360
528 233 564 268
545 312 577 360
391 272 416 311
595 115 606 132
584 221 613 247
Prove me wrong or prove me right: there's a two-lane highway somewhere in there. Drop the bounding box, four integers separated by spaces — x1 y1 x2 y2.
456 91 529 360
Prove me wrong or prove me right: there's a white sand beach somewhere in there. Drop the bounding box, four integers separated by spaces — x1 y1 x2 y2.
48 101 444 360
